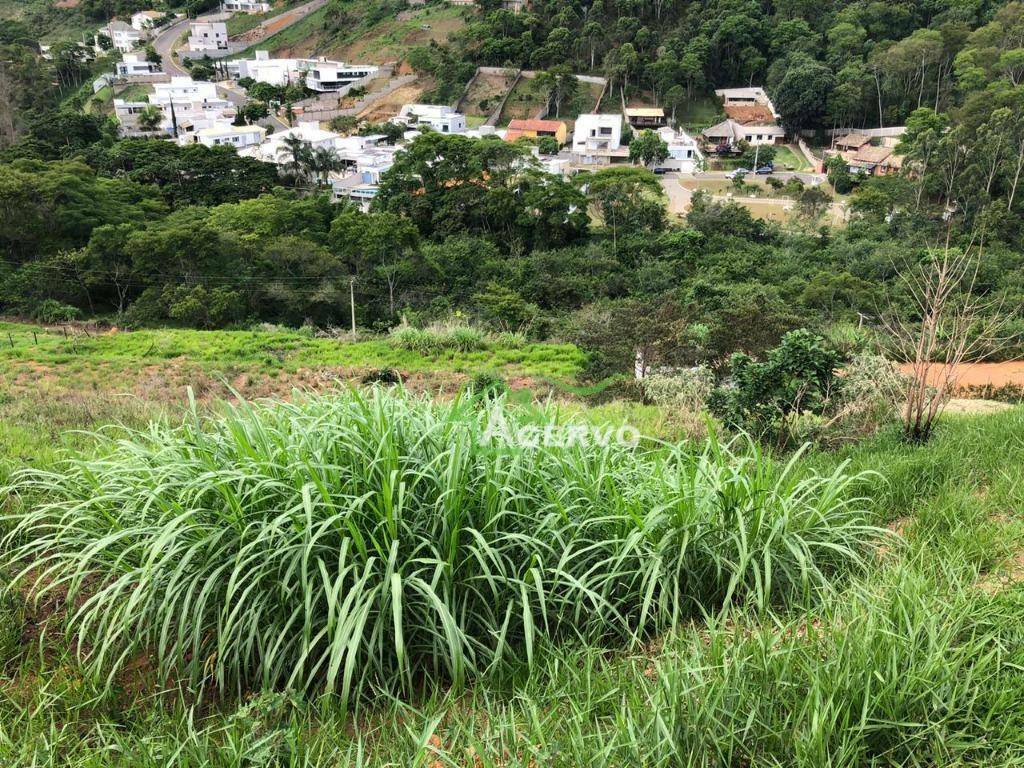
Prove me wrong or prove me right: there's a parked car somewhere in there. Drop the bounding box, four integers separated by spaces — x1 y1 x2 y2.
652 167 668 175
755 164 774 175
726 168 751 179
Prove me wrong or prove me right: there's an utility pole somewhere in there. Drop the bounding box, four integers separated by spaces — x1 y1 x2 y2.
349 276 357 339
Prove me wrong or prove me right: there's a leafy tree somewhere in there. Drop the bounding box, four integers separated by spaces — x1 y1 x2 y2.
581 166 666 250
774 55 835 131
629 129 669 167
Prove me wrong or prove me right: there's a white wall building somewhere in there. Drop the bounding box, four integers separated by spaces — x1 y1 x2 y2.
228 52 379 91
152 76 222 106
105 21 145 53
223 0 271 12
115 52 162 77
393 104 466 134
243 123 342 163
571 113 626 164
130 10 163 31
306 60 378 92
189 123 267 149
655 126 703 172
188 21 229 52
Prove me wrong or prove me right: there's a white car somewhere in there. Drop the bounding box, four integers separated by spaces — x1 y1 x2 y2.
726 168 751 179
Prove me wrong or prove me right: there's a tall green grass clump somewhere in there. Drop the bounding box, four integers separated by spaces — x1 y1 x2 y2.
0 390 879 700
387 320 488 353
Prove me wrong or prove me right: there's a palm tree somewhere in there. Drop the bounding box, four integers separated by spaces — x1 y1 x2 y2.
277 135 312 185
309 145 343 188
137 105 162 132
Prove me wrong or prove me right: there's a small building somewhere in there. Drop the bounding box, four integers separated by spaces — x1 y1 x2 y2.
504 118 567 145
624 107 666 129
223 0 271 12
503 0 527 10
714 86 779 119
115 52 163 77
393 104 467 134
244 123 342 163
848 145 893 175
188 21 229 52
571 113 627 164
105 20 145 53
130 10 164 31
448 0 476 5
183 123 266 148
655 126 703 173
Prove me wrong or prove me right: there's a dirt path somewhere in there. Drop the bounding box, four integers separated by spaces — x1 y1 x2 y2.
899 361 1024 389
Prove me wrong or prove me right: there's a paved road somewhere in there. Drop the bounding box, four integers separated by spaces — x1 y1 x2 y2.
152 16 191 76
685 170 827 185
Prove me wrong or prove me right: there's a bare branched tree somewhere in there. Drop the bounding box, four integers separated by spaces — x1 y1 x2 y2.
883 227 1014 441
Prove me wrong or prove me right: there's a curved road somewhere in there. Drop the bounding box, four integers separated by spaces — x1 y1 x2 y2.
152 15 192 76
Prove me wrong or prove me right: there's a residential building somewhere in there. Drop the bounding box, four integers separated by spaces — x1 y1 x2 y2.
152 76 222 107
243 123 342 163
305 60 379 92
113 99 159 135
105 21 145 53
701 118 785 150
224 0 271 11
130 10 164 31
393 104 467 133
503 0 527 10
447 0 476 6
189 123 267 149
188 21 229 52
655 126 703 172
115 52 162 77
228 52 379 91
504 118 567 145
571 113 627 164
332 179 379 211
624 107 666 129
823 131 906 176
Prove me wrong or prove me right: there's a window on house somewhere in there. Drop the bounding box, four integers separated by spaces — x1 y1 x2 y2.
599 127 612 136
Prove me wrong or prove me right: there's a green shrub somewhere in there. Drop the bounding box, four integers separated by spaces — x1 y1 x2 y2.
32 299 81 324
387 319 488 353
1 390 877 700
709 329 841 444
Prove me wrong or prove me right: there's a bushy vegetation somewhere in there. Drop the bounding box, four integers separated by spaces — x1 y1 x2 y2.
1 389 876 699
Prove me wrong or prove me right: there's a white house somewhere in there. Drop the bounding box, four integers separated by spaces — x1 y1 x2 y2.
243 123 341 163
223 0 271 12
130 10 164 31
190 123 267 149
105 20 145 53
393 104 466 134
188 21 229 52
227 52 378 91
655 126 703 172
152 76 222 106
306 60 378 92
115 52 162 77
571 113 626 164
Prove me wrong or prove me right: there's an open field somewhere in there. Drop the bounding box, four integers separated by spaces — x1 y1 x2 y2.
3 320 1024 765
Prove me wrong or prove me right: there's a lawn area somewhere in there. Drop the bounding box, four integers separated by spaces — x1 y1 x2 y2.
1 326 1023 764
775 143 812 171
675 93 724 133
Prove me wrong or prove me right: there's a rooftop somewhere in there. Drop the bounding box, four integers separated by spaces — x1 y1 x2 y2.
507 118 566 132
724 104 775 125
624 107 665 118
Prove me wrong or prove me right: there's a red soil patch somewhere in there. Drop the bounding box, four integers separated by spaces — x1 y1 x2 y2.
898 361 1024 390
55 0 80 7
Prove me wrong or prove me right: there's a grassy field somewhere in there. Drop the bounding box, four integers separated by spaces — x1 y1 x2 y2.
2 320 1024 765
237 2 469 63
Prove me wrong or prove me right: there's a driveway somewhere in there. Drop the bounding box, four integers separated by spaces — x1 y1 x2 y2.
658 172 693 216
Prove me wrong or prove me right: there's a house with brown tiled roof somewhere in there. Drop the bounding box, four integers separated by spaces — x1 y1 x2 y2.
504 118 567 145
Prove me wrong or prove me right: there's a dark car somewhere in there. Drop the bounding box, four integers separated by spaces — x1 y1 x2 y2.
652 167 668 175
754 164 774 175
